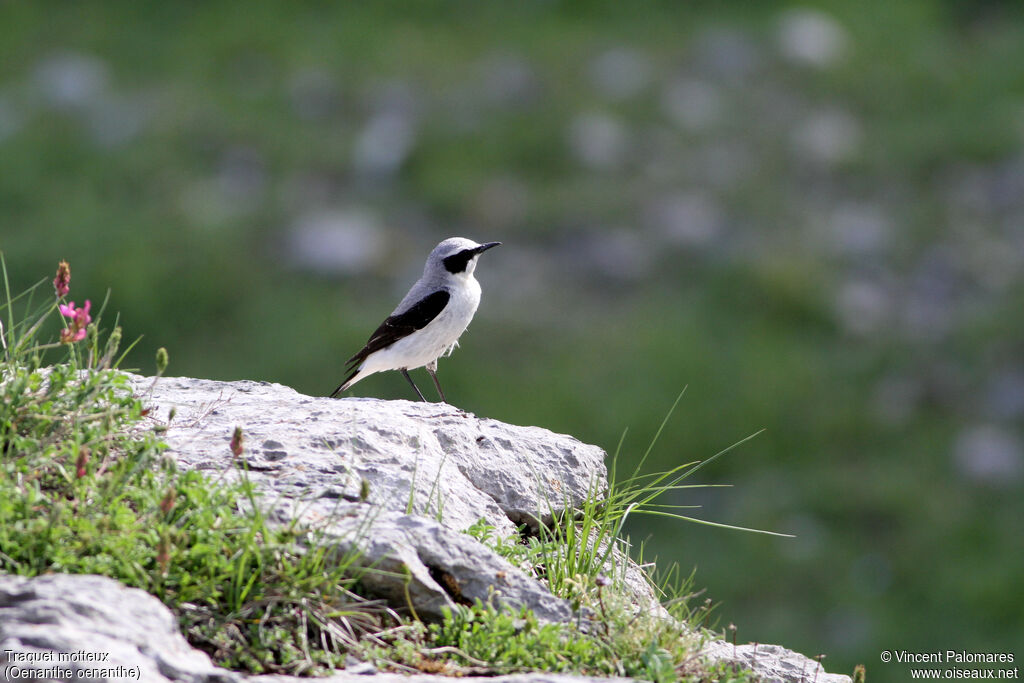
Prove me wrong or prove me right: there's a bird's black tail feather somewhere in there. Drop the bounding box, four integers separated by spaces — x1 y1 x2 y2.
329 367 360 399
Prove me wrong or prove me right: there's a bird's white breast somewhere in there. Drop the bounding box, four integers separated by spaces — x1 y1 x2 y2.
360 274 482 373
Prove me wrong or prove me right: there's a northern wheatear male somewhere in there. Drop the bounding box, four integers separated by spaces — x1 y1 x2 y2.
330 237 501 402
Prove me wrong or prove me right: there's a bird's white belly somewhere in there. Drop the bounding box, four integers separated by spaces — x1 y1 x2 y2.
361 279 481 373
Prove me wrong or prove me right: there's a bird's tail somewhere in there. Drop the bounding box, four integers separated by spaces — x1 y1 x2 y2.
329 367 362 399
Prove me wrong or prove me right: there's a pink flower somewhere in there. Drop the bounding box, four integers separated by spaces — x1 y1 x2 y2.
60 326 87 343
53 261 71 297
59 326 86 343
74 300 91 327
59 299 92 344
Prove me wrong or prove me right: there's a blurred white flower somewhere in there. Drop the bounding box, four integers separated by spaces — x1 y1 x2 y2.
778 9 850 68
792 108 863 165
286 209 386 275
953 425 1024 486
353 110 417 178
589 47 653 101
568 112 629 170
835 278 891 336
661 79 723 131
33 51 110 109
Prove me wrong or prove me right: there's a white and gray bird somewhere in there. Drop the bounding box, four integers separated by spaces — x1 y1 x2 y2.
330 237 501 402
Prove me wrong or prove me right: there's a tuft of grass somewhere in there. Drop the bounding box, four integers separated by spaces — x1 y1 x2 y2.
358 597 758 683
451 392 785 682
356 575 765 683
514 389 789 613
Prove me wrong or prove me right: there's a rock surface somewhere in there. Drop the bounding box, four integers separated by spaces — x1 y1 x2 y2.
0 574 226 683
125 373 604 620
1 374 850 683
703 642 851 683
293 504 572 622
130 375 607 535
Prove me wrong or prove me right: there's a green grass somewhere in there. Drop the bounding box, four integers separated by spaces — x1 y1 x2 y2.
359 600 757 683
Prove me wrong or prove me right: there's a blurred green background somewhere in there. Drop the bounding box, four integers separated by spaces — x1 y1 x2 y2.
2 1 1022 678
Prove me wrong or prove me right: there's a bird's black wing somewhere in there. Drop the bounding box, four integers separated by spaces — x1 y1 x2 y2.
346 289 451 369
330 290 451 398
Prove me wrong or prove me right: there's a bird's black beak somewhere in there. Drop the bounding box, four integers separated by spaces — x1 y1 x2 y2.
474 242 502 254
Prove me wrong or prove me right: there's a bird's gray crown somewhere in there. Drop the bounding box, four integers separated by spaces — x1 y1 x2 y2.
429 237 483 263
424 237 501 276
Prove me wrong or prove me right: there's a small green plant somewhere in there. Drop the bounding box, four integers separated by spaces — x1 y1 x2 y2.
465 517 547 574
468 389 788 625
358 600 632 677
359 592 758 683
458 392 789 682
541 390 787 598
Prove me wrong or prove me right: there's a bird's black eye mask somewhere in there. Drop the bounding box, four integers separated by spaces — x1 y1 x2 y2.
443 249 477 274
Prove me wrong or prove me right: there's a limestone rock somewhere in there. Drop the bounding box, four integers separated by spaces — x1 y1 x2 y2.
0 573 232 683
124 374 611 620
703 641 851 683
288 502 572 622
127 375 607 536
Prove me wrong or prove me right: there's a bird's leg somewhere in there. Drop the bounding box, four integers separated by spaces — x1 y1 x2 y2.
400 368 428 402
425 361 446 403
